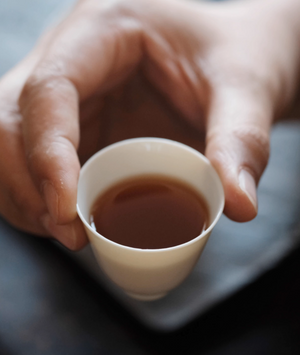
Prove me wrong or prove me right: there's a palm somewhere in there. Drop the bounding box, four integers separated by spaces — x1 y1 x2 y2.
78 71 206 166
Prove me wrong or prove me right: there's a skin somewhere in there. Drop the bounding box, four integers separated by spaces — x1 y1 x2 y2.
0 0 300 250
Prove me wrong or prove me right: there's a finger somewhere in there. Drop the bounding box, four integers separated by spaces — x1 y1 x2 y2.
205 84 272 222
20 79 80 226
0 180 48 236
0 101 48 236
40 214 88 251
19 3 143 238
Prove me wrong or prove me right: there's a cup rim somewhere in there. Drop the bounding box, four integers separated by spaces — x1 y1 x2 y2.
77 137 225 252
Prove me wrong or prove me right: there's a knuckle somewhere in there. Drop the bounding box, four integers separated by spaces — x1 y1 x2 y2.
20 73 73 108
232 125 270 180
83 0 143 35
27 137 75 166
25 139 75 188
233 125 270 165
207 124 270 180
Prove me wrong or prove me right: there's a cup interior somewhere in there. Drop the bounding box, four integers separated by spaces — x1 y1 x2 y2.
77 138 224 245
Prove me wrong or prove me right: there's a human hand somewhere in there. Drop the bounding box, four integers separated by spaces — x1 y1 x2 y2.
1 0 300 249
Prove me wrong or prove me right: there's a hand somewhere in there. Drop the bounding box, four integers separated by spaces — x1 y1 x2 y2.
1 0 299 249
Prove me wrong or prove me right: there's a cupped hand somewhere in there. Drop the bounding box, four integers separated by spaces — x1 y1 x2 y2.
1 0 299 249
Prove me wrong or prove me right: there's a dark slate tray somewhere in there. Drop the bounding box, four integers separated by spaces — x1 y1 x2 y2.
68 120 300 331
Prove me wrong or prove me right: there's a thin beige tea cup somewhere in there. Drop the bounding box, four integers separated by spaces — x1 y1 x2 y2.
77 138 224 301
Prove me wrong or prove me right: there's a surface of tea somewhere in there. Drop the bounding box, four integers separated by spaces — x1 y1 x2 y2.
90 175 209 249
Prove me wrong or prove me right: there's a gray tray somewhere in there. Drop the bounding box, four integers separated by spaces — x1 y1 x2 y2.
67 120 300 331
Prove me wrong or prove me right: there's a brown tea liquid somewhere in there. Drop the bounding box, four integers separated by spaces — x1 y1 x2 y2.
89 175 210 249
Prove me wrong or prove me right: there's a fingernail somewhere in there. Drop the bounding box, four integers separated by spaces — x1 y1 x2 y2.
40 213 77 250
42 181 58 223
239 169 257 211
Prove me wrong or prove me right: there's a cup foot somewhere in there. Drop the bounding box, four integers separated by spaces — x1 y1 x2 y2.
126 291 167 301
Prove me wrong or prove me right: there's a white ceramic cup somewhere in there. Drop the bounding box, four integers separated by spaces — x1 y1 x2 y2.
77 138 224 301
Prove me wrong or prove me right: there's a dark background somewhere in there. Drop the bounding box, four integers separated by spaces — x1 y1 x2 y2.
1 1 300 354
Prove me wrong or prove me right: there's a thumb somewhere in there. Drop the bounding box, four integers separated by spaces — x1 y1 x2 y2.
205 85 272 222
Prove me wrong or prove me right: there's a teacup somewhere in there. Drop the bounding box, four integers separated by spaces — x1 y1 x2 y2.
77 138 224 301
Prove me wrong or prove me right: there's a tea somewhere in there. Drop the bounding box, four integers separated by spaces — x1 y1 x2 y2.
89 175 210 249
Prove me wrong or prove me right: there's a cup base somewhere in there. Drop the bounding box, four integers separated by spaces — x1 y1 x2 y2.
126 291 167 301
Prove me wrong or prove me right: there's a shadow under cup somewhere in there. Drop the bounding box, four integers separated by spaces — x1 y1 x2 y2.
77 138 224 301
